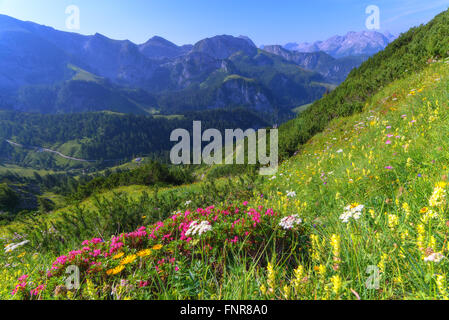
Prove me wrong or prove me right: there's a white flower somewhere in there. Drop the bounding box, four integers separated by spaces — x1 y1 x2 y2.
286 190 296 198
336 149 343 153
185 200 192 206
424 252 444 263
339 204 364 223
185 220 212 237
4 240 29 253
279 215 302 230
270 176 276 180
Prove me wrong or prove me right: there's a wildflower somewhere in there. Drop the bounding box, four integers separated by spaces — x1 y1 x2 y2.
420 207 429 214
330 234 341 263
286 190 296 198
387 214 399 230
4 240 29 253
267 262 276 292
120 254 137 265
185 221 213 237
310 234 322 262
429 182 447 208
378 253 388 273
318 264 326 278
330 275 342 295
136 249 152 257
283 285 291 299
260 284 267 295
113 252 124 260
436 275 449 300
339 203 364 223
279 214 302 230
185 200 192 206
107 265 125 276
152 244 163 250
292 265 304 292
424 252 444 263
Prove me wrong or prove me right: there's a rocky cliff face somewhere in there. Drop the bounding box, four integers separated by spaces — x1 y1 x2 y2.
262 45 367 83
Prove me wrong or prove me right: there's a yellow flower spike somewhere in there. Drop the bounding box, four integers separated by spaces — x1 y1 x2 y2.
113 252 125 260
330 275 342 295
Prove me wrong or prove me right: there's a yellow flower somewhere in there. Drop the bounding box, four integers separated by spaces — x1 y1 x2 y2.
330 234 341 262
107 265 125 275
17 252 26 258
137 249 152 257
330 275 342 295
349 202 360 209
420 207 429 214
113 252 125 260
120 254 137 265
152 244 163 250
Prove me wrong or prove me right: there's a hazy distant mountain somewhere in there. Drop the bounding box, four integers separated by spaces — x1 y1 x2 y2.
138 36 193 60
284 31 395 58
0 14 329 117
192 35 258 59
262 45 368 83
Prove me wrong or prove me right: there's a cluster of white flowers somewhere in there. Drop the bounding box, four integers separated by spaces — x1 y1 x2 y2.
286 190 296 198
279 214 302 230
185 200 192 206
339 203 364 223
424 252 444 263
4 240 29 253
185 220 212 237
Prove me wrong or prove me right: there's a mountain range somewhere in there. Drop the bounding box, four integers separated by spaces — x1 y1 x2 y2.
0 15 394 118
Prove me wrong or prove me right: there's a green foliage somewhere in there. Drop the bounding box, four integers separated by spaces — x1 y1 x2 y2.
0 183 19 211
0 107 270 170
71 162 193 201
279 9 449 158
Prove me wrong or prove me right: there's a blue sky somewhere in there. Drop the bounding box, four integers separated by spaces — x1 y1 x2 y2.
0 0 447 46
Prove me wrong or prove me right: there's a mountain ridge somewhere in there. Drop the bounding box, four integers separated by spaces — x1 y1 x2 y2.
283 30 396 58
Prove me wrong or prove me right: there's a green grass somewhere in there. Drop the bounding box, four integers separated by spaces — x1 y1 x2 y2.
68 64 103 83
0 164 57 178
292 103 312 114
2 60 449 300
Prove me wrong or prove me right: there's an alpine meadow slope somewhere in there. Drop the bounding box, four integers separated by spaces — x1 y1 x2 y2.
1 8 449 300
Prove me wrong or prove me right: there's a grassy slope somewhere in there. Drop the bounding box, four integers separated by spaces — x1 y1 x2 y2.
2 59 449 300
256 59 449 299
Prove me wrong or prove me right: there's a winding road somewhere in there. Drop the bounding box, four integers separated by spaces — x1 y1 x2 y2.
5 139 96 163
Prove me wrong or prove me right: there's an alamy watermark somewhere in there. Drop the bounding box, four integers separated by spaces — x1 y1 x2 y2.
65 5 80 30
366 5 380 30
365 265 380 289
170 121 278 175
65 265 80 290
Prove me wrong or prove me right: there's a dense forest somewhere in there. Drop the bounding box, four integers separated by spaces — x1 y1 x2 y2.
0 107 274 170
